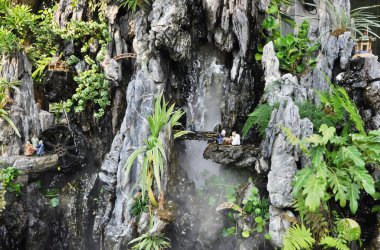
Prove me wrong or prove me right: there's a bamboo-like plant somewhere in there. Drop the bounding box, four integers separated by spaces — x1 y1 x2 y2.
124 93 188 209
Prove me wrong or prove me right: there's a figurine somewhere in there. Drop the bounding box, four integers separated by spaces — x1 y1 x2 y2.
231 131 241 146
25 141 35 156
189 120 196 132
31 135 39 150
36 140 45 156
216 130 226 144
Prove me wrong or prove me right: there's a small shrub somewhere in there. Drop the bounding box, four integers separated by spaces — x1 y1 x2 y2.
68 57 110 118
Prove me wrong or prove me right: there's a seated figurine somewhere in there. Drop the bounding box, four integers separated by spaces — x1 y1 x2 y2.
36 140 45 156
25 141 35 156
216 130 226 144
31 135 39 150
231 132 241 146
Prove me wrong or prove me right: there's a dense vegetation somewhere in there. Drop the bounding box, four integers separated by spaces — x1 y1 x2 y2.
0 0 111 118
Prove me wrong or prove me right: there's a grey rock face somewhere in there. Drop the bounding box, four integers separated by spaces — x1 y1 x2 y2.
104 58 121 83
149 0 191 61
0 53 43 156
265 99 298 207
264 74 308 105
232 7 250 56
94 69 157 249
269 206 294 248
262 42 281 84
55 0 85 27
203 143 260 169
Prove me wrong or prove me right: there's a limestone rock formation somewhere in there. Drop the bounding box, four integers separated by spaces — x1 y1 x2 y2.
203 143 260 169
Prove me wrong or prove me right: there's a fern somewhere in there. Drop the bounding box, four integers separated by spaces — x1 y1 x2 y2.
319 236 349 250
242 103 278 138
283 224 315 250
297 101 336 130
319 76 365 134
336 218 361 242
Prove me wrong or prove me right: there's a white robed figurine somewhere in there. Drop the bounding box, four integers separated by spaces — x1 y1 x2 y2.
231 132 241 146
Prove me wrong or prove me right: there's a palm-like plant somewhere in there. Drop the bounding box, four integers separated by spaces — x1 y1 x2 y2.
124 93 188 209
128 232 171 250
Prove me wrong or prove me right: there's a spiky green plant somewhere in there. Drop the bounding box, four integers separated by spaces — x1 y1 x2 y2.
0 78 20 137
323 0 380 38
124 93 188 208
128 233 171 250
118 0 152 12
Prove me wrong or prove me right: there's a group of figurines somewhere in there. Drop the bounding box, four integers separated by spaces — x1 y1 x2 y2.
25 135 45 156
216 130 241 145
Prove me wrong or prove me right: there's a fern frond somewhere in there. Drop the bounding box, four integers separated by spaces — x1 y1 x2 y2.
336 218 361 242
320 236 349 250
283 224 315 250
242 104 276 137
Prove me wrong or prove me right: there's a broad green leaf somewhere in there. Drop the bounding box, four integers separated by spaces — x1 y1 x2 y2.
319 124 336 144
293 167 313 195
351 168 375 195
302 175 327 212
242 231 250 238
347 183 360 214
255 53 262 61
327 168 349 207
341 146 365 168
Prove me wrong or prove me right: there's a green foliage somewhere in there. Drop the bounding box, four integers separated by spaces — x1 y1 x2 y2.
319 218 361 250
67 56 110 118
287 124 377 214
124 93 188 208
58 20 111 53
0 167 21 213
118 0 152 12
4 4 38 38
323 0 380 38
256 1 319 74
0 78 21 137
0 167 21 194
273 21 319 74
128 233 171 250
0 1 38 54
130 193 148 217
297 101 336 131
221 181 271 240
242 103 277 138
222 227 236 237
319 80 365 134
49 197 59 208
283 224 315 250
65 55 80 67
0 27 20 54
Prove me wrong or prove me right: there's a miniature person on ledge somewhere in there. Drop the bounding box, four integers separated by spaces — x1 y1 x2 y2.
231 131 241 146
25 141 35 156
31 135 39 150
36 140 45 156
188 120 196 132
216 130 226 144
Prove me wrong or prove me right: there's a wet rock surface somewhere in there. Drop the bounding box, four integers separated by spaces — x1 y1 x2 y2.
203 142 260 169
0 154 59 174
